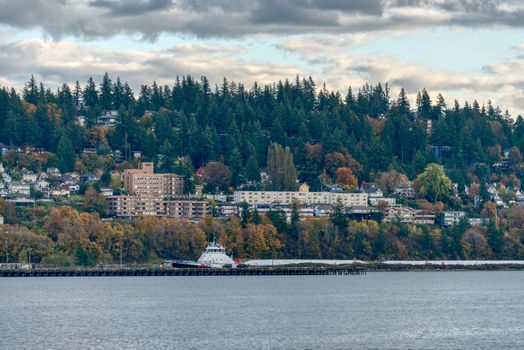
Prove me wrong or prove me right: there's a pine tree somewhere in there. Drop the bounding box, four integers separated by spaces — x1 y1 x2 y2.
396 88 411 118
245 155 261 182
99 72 113 110
83 77 98 110
56 134 76 172
112 77 124 110
487 219 504 258
23 75 39 105
73 80 82 109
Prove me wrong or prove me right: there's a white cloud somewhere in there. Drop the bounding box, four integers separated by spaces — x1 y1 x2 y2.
275 34 524 116
0 38 301 93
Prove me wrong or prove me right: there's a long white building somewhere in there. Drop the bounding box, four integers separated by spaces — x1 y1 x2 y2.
233 190 368 207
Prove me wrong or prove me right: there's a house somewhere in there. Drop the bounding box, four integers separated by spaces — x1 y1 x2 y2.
441 211 466 226
22 173 38 184
360 182 384 198
214 202 241 217
62 172 80 185
100 188 114 197
98 110 118 127
393 182 416 199
298 183 310 193
132 151 143 159
383 206 416 224
33 179 50 197
83 148 97 155
361 186 384 198
80 173 99 183
34 179 50 190
112 150 123 162
323 184 346 193
46 167 62 178
50 188 71 198
59 183 78 194
8 181 31 197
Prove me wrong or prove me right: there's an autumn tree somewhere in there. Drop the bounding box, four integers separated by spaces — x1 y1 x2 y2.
413 163 452 202
335 167 358 190
82 186 109 216
201 162 231 192
378 170 409 195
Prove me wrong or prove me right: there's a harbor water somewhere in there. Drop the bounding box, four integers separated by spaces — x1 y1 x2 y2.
1 271 523 349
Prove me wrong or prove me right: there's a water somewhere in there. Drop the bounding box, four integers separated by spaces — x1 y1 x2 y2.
1 272 523 349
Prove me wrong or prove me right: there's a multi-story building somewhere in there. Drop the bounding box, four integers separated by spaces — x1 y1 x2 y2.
233 190 368 207
441 211 466 226
468 217 489 226
123 162 184 198
165 200 210 218
107 196 210 219
383 206 436 225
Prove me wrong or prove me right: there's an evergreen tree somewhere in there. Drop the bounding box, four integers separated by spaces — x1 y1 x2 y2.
266 142 297 190
487 219 504 258
83 77 98 110
396 88 411 118
245 155 261 182
56 134 76 172
23 75 39 105
99 72 113 110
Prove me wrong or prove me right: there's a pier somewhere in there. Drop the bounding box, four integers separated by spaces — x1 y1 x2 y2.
0 266 366 277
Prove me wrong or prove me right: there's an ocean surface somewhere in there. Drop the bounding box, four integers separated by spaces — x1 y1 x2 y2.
1 272 523 350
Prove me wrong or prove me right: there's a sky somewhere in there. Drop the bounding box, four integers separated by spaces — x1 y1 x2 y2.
1 0 524 115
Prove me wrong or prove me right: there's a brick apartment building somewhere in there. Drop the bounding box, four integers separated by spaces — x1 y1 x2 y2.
109 163 209 219
123 162 184 197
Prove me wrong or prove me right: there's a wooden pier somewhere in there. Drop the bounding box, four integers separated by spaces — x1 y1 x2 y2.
0 266 366 277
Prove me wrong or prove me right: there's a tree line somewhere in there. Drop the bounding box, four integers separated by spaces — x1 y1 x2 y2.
0 202 523 266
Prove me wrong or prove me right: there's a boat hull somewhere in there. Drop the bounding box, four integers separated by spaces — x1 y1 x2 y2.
167 260 210 268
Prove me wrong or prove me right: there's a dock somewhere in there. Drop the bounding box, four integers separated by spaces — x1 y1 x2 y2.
0 266 366 277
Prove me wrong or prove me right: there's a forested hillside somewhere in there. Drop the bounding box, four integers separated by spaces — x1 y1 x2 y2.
1 74 524 264
1 74 522 190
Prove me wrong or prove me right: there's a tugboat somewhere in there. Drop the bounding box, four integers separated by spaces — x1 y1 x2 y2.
166 241 235 268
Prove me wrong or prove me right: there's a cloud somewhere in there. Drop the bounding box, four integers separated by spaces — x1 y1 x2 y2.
90 0 175 16
0 38 301 94
1 0 524 39
275 33 524 115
